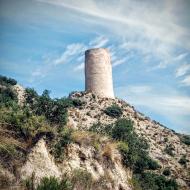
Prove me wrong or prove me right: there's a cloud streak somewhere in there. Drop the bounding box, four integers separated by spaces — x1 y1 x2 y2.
54 43 86 65
175 63 190 77
181 75 190 86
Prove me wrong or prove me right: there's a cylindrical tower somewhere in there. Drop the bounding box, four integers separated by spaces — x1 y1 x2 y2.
85 48 114 98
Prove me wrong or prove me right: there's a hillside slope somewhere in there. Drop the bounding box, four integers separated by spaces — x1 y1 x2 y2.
0 76 189 190
68 91 190 189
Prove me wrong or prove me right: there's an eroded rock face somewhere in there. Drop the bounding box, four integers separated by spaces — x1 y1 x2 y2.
20 138 132 190
85 48 114 98
20 139 62 184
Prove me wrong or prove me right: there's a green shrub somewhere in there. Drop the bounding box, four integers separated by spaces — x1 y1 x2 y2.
109 118 154 173
71 169 93 190
163 168 171 176
134 156 160 173
164 137 168 142
134 172 178 190
0 75 17 86
36 176 72 190
112 118 133 141
23 173 35 190
146 158 161 170
118 142 128 153
0 105 52 140
25 89 72 125
72 98 84 107
25 88 39 109
104 104 123 118
164 144 175 156
178 155 188 166
52 128 73 161
0 86 18 105
180 135 190 146
89 122 108 135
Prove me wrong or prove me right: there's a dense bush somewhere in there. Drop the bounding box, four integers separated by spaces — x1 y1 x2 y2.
25 88 39 109
178 155 188 166
180 135 190 146
25 170 92 190
0 75 17 86
72 98 84 107
163 168 171 176
52 128 73 161
36 176 72 190
146 158 161 170
0 105 52 140
164 144 175 156
71 169 93 190
25 89 73 125
108 118 157 172
134 172 178 190
111 118 134 141
104 104 123 118
0 86 18 106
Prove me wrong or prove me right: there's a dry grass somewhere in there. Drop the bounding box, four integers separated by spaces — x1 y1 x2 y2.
101 142 119 162
0 132 25 161
71 131 101 150
0 124 26 173
92 171 115 190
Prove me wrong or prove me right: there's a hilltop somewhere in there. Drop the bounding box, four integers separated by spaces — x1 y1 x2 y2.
0 75 189 190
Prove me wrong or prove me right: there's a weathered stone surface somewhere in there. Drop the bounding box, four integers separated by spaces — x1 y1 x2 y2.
20 139 62 184
85 48 114 98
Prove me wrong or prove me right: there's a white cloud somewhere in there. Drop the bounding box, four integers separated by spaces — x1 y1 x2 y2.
54 43 86 65
112 58 127 67
174 53 188 62
175 64 190 77
181 75 190 86
74 63 84 72
89 36 108 48
127 85 152 94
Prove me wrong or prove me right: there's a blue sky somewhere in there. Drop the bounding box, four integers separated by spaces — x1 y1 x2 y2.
0 0 190 134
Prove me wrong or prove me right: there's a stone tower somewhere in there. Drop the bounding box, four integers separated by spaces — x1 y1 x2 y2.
85 48 114 98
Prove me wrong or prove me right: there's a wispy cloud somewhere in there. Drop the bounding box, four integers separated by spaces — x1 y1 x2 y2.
174 53 188 62
54 43 86 65
181 75 190 86
74 63 84 72
89 36 108 48
112 58 127 67
175 63 190 77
